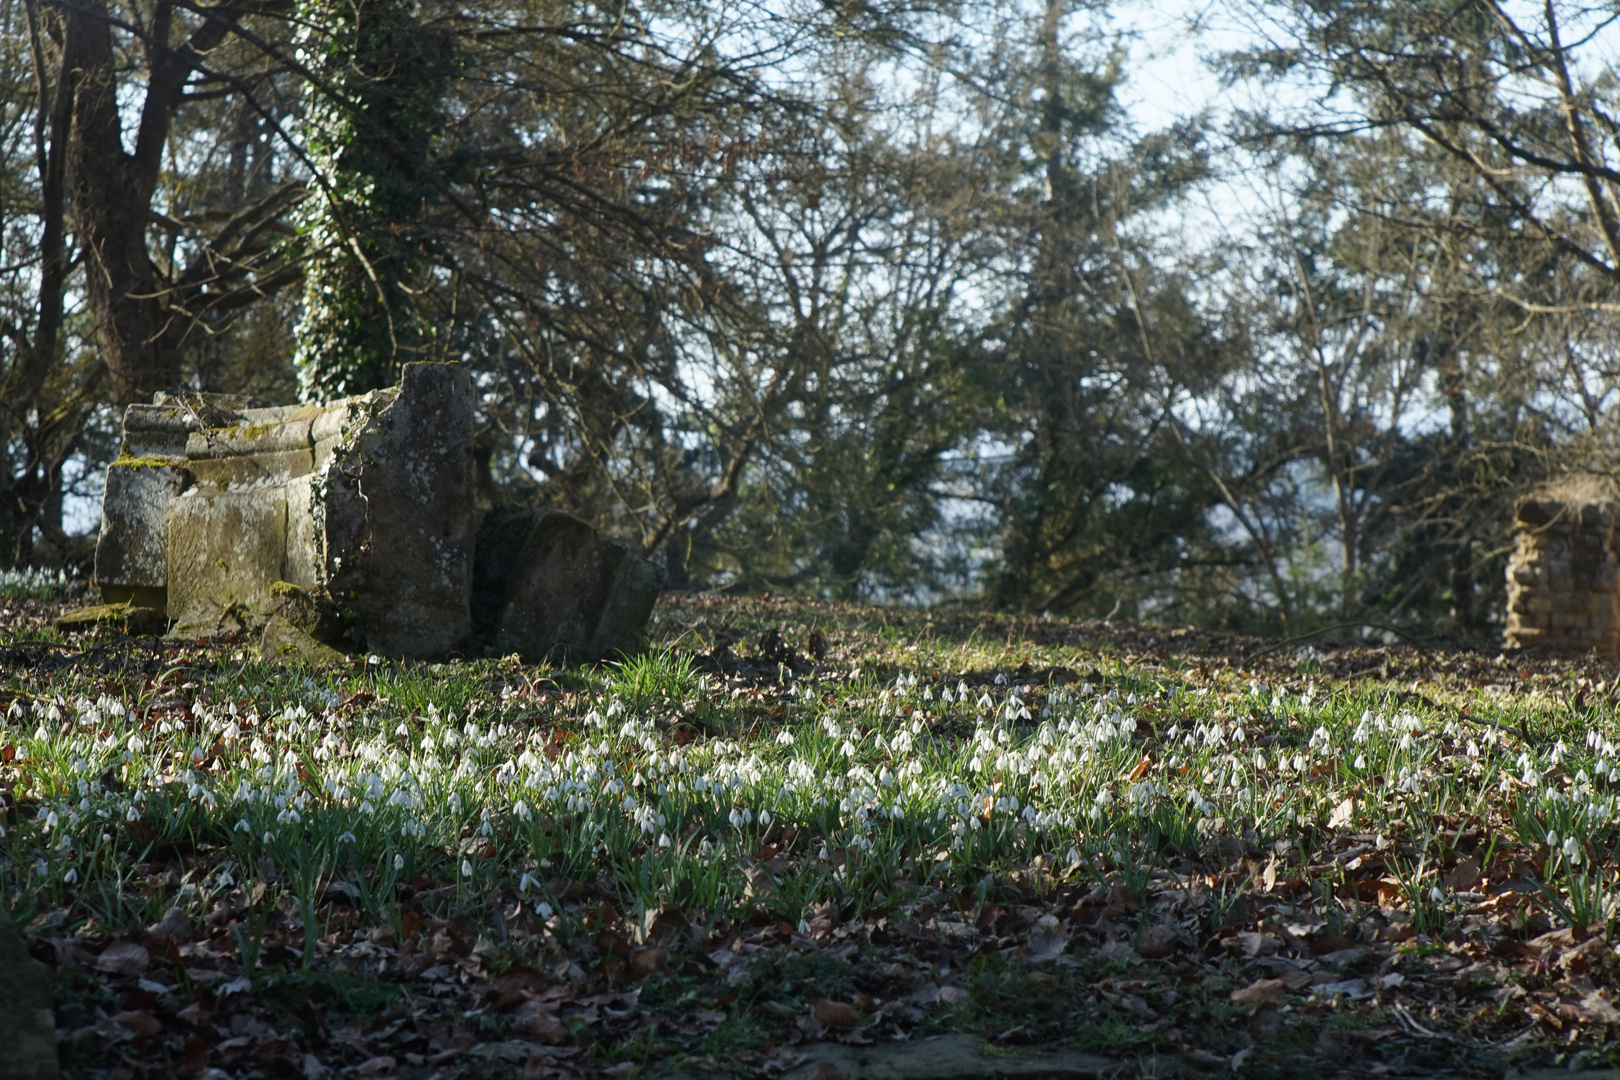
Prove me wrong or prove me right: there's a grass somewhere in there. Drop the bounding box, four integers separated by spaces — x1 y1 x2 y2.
5 592 1620 1076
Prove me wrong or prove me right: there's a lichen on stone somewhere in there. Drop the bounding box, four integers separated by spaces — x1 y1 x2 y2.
113 454 186 470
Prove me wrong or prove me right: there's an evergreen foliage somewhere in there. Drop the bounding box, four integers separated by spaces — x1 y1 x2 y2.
0 0 1617 637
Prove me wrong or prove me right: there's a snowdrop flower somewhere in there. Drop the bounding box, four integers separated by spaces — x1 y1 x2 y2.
337 831 356 844
235 819 251 833
1563 836 1583 865
461 859 474 877
394 853 405 871
63 868 78 885
536 901 553 918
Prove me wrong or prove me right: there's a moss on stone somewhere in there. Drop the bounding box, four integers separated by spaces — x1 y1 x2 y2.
112 454 185 470
54 602 167 636
229 422 278 442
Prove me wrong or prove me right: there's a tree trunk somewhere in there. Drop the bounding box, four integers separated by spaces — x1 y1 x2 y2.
62 0 200 407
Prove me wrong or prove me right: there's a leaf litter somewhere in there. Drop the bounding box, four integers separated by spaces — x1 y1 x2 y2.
4 593 1620 1077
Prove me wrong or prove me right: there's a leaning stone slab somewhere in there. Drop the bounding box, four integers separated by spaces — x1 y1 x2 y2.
469 507 666 661
0 909 60 1080
257 583 346 666
260 616 346 666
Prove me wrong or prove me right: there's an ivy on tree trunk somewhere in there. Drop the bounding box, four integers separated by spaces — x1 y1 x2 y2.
292 0 456 402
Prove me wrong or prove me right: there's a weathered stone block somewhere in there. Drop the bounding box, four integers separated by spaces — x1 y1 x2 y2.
321 363 475 658
94 459 188 608
168 486 289 614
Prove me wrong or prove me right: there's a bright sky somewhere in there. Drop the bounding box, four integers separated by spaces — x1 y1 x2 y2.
1113 0 1239 132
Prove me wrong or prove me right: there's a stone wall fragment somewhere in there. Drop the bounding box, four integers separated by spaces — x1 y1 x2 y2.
92 364 659 661
1504 488 1620 658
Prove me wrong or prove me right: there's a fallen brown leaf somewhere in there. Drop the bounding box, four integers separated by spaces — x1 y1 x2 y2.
489 965 549 1009
814 998 860 1028
1354 878 1403 907
95 940 150 976
178 1035 209 1079
1328 797 1355 829
513 1000 568 1044
631 947 670 978
1443 858 1481 892
744 864 777 899
147 905 194 945
1026 914 1068 960
112 1009 163 1037
1309 933 1356 955
1230 978 1288 1005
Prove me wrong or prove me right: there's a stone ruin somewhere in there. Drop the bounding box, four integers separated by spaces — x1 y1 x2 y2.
1504 482 1620 658
79 362 665 662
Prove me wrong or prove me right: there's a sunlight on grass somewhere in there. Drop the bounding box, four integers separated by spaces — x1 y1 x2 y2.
2 633 1615 944
6 597 1620 1075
